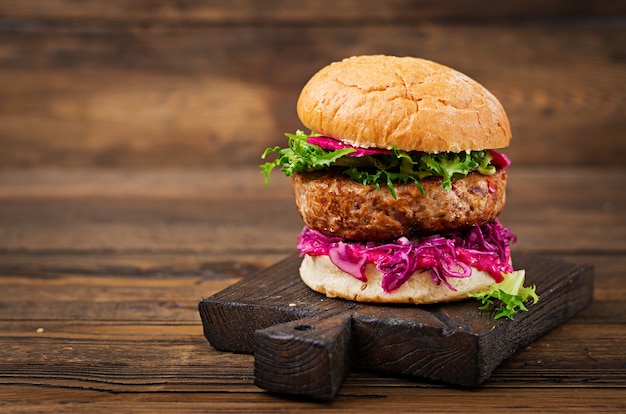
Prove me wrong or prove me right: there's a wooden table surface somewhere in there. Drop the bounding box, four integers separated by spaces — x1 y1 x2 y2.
1 166 625 412
1 1 625 412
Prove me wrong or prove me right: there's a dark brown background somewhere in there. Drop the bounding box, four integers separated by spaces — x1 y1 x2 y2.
1 0 624 169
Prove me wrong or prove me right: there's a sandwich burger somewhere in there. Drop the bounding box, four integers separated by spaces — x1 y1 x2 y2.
262 55 538 319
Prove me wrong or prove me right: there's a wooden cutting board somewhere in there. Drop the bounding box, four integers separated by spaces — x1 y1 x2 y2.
198 252 594 399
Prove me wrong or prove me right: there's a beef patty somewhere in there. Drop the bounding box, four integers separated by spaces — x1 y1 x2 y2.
292 169 507 241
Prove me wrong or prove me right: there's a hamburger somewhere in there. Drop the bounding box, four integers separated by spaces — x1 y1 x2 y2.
262 55 538 319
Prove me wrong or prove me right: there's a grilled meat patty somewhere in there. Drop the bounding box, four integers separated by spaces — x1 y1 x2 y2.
292 169 507 241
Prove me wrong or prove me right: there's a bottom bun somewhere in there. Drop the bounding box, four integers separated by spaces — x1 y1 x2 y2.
299 254 497 304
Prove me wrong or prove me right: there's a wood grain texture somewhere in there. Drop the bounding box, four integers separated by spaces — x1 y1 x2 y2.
0 167 623 253
0 1 623 24
0 4 624 168
254 313 353 399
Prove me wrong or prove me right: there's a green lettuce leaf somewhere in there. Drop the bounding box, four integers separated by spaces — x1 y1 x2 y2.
260 130 497 194
420 152 478 191
261 130 355 185
469 270 539 320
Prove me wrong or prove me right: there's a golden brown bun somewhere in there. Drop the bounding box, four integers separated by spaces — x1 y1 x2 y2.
299 254 509 304
297 55 511 153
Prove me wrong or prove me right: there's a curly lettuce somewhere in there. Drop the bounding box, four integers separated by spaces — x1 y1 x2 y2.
470 270 539 320
261 131 355 185
261 130 500 196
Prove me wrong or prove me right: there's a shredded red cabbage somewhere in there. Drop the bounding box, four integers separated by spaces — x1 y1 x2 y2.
297 220 516 293
307 135 393 157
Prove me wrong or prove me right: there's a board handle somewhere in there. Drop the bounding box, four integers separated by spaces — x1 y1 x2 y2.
253 313 353 399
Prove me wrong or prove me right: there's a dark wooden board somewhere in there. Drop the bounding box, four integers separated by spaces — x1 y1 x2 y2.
198 252 593 399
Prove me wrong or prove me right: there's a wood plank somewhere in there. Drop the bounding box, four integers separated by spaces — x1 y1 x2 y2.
0 252 623 319
1 385 624 413
1 318 624 391
1 0 623 24
0 167 623 253
0 168 294 199
0 271 235 321
502 167 626 253
0 251 284 278
1 319 624 388
0 254 622 322
0 24 623 168
0 195 302 253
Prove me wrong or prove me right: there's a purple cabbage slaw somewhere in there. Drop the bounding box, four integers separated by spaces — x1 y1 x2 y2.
297 220 516 292
307 135 392 157
306 135 511 169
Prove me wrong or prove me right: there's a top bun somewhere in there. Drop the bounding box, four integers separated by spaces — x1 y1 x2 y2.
297 55 511 153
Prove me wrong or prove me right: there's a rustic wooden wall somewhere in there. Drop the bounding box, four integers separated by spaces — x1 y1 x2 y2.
0 1 624 168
